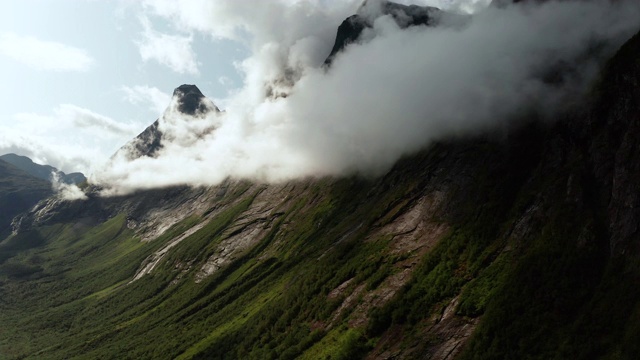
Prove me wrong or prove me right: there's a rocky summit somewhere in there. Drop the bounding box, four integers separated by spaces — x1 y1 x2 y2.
115 84 219 160
172 84 219 116
325 1 443 65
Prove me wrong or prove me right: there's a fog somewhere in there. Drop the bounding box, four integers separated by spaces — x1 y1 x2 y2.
93 0 640 194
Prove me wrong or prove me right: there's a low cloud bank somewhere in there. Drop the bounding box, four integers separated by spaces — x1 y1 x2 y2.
95 0 640 194
0 104 140 174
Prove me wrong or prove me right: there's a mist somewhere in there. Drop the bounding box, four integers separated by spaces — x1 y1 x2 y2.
51 172 87 201
94 0 640 194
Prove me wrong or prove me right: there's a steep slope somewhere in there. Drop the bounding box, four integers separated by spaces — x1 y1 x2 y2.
0 159 52 247
0 153 86 185
1 18 640 360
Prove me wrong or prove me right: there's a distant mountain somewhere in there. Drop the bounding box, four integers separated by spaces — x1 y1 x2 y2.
116 84 219 160
0 159 51 240
0 153 86 185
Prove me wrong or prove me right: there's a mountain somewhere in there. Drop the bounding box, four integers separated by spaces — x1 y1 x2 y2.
0 153 86 185
1 6 640 360
0 159 51 243
325 1 444 65
116 84 220 160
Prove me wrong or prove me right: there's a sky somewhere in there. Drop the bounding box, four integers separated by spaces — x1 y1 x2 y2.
0 0 249 173
0 0 488 175
1 0 639 197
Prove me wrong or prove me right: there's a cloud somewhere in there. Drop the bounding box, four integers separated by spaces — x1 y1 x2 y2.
95 0 640 193
140 0 356 46
218 76 233 86
121 85 171 115
57 104 139 136
136 16 199 74
139 0 489 44
51 172 87 201
0 32 94 72
0 105 141 173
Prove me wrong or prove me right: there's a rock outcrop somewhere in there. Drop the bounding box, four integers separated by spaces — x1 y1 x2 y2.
325 1 444 65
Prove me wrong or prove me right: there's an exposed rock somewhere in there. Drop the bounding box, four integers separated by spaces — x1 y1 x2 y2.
325 1 444 65
195 184 297 282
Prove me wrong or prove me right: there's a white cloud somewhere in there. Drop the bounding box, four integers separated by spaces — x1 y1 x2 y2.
51 172 87 201
95 0 640 193
0 32 94 72
140 0 356 46
0 104 141 173
136 16 199 74
121 85 171 115
57 104 139 136
218 76 233 86
138 0 490 44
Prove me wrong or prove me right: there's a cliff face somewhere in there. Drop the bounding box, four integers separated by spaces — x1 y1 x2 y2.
324 1 444 65
583 30 640 256
1 13 640 360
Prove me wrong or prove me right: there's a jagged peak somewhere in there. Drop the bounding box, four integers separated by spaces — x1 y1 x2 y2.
112 84 221 161
173 84 204 98
324 1 443 65
171 84 219 116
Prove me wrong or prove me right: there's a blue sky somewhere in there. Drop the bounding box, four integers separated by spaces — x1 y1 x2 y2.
0 0 494 174
0 0 249 172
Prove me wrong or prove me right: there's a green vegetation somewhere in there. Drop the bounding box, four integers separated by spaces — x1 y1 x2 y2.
0 170 427 359
2 131 639 360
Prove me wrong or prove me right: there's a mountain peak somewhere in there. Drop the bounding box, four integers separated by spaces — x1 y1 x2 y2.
113 84 220 160
324 1 443 65
173 84 204 98
172 84 214 115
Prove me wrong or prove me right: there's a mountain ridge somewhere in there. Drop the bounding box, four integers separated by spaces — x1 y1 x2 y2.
0 153 86 185
0 159 51 243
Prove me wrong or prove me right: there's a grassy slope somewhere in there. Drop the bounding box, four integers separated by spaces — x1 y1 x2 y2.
0 130 630 360
0 128 638 359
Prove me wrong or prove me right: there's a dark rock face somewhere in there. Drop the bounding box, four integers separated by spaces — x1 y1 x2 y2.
325 15 369 65
577 30 640 255
173 84 218 115
324 1 442 65
0 153 86 185
127 120 164 159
